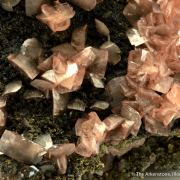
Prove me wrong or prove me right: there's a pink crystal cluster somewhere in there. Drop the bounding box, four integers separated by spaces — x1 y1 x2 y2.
120 0 180 135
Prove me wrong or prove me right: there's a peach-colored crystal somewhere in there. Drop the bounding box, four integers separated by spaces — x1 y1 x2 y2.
103 115 124 131
123 0 154 26
52 89 69 117
0 130 44 164
105 119 135 145
166 83 180 107
72 47 96 67
38 56 53 72
31 79 55 91
48 143 75 174
89 73 104 88
75 112 106 157
37 1 75 32
88 48 108 78
52 43 78 59
100 41 121 65
37 46 97 94
106 76 135 108
120 101 142 136
8 54 40 80
143 114 170 135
